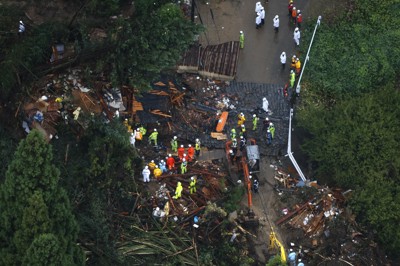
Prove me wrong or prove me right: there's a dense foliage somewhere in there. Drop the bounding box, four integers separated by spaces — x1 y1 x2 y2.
0 130 84 265
298 0 400 258
108 0 202 90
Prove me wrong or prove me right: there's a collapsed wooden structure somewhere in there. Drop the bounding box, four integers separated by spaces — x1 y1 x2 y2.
178 41 241 81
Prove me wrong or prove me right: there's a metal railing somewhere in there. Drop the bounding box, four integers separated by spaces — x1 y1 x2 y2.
287 16 322 182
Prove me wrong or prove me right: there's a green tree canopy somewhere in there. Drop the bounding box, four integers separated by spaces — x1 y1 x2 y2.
0 130 84 265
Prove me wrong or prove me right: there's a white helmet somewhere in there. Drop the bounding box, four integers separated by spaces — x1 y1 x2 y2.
183 158 186 162
181 145 184 147
297 10 301 13
183 153 186 156
263 97 267 101
241 124 245 128
196 138 199 142
155 165 158 168
253 114 256 117
267 130 270 133
266 117 269 120
240 112 244 116
169 154 172 157
137 128 140 131
275 15 279 19
191 176 194 180
229 149 233 153
174 136 177 139
240 136 243 139
249 175 252 179
240 30 243 34
151 160 154 163
270 123 274 126
188 144 191 147
295 27 299 31
161 160 164 162
145 166 149 169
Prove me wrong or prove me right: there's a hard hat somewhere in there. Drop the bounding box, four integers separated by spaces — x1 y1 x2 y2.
169 154 172 157
275 15 279 19
295 27 299 31
266 117 269 120
291 70 294 73
137 128 140 131
293 7 296 10
290 249 293 252
253 114 256 117
181 145 184 147
161 160 164 162
155 165 158 168
125 118 128 121
151 160 154 163
145 166 149 169
182 158 186 161
231 128 236 132
240 30 243 34
249 175 252 179
183 153 186 156
131 133 134 136
298 259 302 262
298 10 301 13
174 136 177 139
240 136 243 139
240 112 244 116
188 144 191 147
282 52 286 55
267 130 270 133
154 129 157 131
229 149 233 153
77 107 81 111
191 176 194 180
156 207 160 211
178 182 181 185
263 97 267 101
241 124 245 127
196 138 199 142
270 123 274 126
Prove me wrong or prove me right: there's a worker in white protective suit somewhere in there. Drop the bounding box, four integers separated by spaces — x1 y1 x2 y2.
255 2 263 13
129 132 135 147
262 97 269 113
294 27 301 46
142 166 151 183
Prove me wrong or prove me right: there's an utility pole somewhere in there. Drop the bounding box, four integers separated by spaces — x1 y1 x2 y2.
287 16 322 182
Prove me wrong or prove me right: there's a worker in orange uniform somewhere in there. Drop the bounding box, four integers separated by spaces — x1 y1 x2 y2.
187 144 195 161
296 10 303 28
177 145 185 161
291 7 297 25
237 112 246 127
295 58 301 76
153 165 162 179
166 154 175 170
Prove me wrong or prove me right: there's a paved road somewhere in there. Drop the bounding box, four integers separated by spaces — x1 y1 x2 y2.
196 0 309 84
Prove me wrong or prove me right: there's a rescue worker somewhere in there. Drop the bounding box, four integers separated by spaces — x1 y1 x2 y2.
139 125 147 136
187 144 195 161
255 1 263 13
256 12 262 29
291 7 297 24
260 7 265 25
291 55 297 69
129 132 135 147
237 113 246 126
153 165 162 179
262 97 269 113
294 27 301 47
181 158 187 174
148 160 157 173
296 10 303 28
297 259 305 266
252 114 259 131
288 249 297 266
240 124 246 138
135 128 143 141
253 178 259 193
148 129 158 146
264 117 271 130
177 145 185 161
230 128 237 140
280 51 286 69
239 31 245 49
189 176 197 194
195 138 201 156
288 0 294 16
295 58 301 75
273 15 279 33
231 138 238 154
166 154 175 170
18 20 25 34
229 149 235 165
269 123 276 139
173 182 183 199
267 130 272 145
170 136 178 152
159 160 167 173
73 107 81 120
240 136 246 151
142 166 151 183
290 70 296 88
